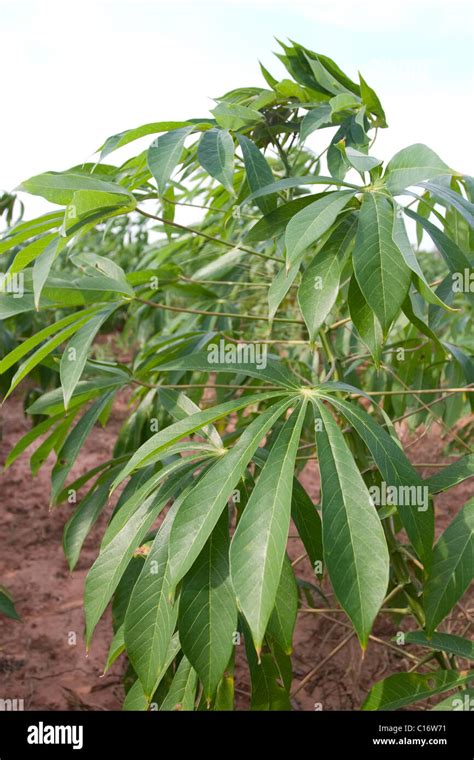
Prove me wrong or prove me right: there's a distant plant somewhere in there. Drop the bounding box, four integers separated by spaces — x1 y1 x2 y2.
1 41 473 711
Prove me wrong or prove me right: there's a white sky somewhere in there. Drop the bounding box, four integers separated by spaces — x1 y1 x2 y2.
1 0 473 219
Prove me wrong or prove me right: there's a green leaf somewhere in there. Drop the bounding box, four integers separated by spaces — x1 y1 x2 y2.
345 147 382 173
212 102 264 131
33 237 67 309
230 403 306 651
0 306 99 375
384 144 452 194
353 193 411 335
178 510 237 700
85 467 189 646
63 470 117 570
267 555 298 654
104 624 125 672
297 246 340 341
424 498 474 635
313 400 389 648
169 398 293 587
243 175 360 205
403 630 474 660
300 105 332 141
348 275 382 364
109 390 286 493
405 208 471 274
362 670 473 711
63 190 135 234
159 388 223 448
321 395 434 565
147 126 194 195
291 479 323 578
285 191 356 268
4 413 64 469
392 211 456 311
421 181 474 228
426 454 474 494
159 656 197 711
3 310 100 402
122 633 181 711
0 586 20 620
246 196 317 242
358 72 387 128
18 172 132 205
98 121 193 160
60 304 118 410
124 491 184 698
51 391 115 505
198 128 234 194
248 650 291 710
236 134 276 215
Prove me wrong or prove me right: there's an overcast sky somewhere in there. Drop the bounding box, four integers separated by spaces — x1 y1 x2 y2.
1 0 473 217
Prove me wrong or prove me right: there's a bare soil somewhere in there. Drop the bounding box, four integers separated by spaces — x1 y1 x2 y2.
0 394 472 711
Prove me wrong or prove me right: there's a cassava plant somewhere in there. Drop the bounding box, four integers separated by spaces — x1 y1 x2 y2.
1 40 473 711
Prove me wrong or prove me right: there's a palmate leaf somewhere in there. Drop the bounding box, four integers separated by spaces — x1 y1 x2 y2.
168 397 293 587
230 403 306 652
109 390 286 493
313 399 389 648
362 670 473 711
320 394 434 565
424 498 474 635
178 509 237 701
352 193 412 335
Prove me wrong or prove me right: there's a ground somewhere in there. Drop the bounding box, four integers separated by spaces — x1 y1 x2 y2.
0 392 472 711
